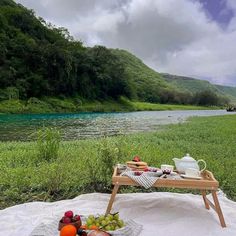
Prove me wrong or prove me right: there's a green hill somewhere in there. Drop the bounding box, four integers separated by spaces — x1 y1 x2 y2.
0 0 134 101
161 73 236 103
111 49 172 102
216 85 236 103
111 50 235 104
0 0 192 107
0 0 235 114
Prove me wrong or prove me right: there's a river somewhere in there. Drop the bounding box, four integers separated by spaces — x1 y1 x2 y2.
0 110 234 141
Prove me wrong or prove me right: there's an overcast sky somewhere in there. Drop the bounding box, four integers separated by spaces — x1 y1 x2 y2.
15 0 236 86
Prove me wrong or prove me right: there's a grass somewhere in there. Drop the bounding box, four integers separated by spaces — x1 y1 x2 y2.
131 101 218 111
0 100 25 113
0 97 221 114
0 115 236 209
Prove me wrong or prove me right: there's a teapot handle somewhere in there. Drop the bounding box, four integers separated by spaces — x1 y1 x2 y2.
197 159 206 171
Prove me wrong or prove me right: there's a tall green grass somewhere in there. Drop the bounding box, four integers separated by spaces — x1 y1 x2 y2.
131 101 218 111
36 128 61 162
0 115 235 209
0 97 220 114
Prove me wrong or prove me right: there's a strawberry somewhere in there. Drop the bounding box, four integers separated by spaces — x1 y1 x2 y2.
64 210 74 218
133 156 141 162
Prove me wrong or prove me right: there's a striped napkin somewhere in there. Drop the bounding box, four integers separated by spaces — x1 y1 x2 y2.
121 170 159 189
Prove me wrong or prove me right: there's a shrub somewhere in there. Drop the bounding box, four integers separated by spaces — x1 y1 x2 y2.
41 162 67 196
84 136 127 191
36 127 61 162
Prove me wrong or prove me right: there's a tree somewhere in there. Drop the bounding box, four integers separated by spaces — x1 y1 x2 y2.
193 90 219 106
6 87 19 100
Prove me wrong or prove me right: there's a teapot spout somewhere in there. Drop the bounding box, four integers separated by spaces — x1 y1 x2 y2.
172 158 180 162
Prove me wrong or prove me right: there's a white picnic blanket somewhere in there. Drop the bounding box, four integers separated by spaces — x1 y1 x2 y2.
1 191 236 236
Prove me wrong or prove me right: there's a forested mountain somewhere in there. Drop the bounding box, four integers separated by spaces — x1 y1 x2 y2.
111 50 234 105
215 85 236 103
111 49 169 100
0 0 133 101
161 73 236 103
0 0 235 110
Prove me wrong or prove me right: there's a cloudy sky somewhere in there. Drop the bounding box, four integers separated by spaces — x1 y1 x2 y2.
16 0 236 86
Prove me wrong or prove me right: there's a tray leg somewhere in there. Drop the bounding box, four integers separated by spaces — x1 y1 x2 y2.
211 190 226 227
105 184 119 215
201 190 210 210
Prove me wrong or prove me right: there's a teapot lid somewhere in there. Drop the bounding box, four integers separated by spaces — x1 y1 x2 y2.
182 153 195 161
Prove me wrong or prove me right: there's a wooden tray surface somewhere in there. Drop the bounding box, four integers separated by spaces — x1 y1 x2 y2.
112 167 219 190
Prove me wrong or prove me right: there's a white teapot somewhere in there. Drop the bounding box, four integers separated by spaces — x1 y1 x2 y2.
173 154 206 174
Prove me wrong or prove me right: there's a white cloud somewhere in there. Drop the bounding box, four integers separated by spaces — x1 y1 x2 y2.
226 0 236 11
15 0 236 85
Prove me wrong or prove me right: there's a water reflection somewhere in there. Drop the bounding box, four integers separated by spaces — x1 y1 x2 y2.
0 110 234 141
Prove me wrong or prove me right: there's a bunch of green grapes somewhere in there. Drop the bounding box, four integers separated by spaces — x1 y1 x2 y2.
86 213 125 231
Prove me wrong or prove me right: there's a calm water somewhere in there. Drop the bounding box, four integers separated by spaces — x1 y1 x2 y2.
0 110 234 141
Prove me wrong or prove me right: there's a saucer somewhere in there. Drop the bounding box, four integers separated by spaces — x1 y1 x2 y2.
180 174 202 180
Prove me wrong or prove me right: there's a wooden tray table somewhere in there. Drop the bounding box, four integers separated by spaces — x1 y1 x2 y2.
105 167 226 227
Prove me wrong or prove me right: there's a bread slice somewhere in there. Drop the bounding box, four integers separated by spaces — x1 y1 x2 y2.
127 164 147 170
126 161 147 166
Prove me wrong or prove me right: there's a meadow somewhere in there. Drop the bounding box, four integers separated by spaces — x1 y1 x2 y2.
0 97 219 114
0 115 235 209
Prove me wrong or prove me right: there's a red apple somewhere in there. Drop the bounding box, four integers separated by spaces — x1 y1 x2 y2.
64 210 74 218
62 216 71 224
74 215 81 221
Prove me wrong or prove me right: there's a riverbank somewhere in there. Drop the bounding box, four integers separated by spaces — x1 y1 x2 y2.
0 97 220 114
0 115 235 209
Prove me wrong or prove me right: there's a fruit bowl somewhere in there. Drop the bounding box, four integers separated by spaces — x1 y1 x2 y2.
58 219 82 231
58 211 82 231
84 213 125 232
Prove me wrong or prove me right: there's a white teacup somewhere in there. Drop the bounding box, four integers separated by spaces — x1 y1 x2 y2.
161 164 174 173
185 168 201 177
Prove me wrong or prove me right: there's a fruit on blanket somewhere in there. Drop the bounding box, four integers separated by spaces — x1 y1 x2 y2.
80 225 87 230
85 213 125 231
118 219 125 227
65 211 74 218
60 225 77 236
74 215 81 221
133 156 141 162
113 213 119 221
62 217 72 224
81 232 88 236
90 225 99 230
78 229 88 236
58 212 82 231
88 230 110 236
